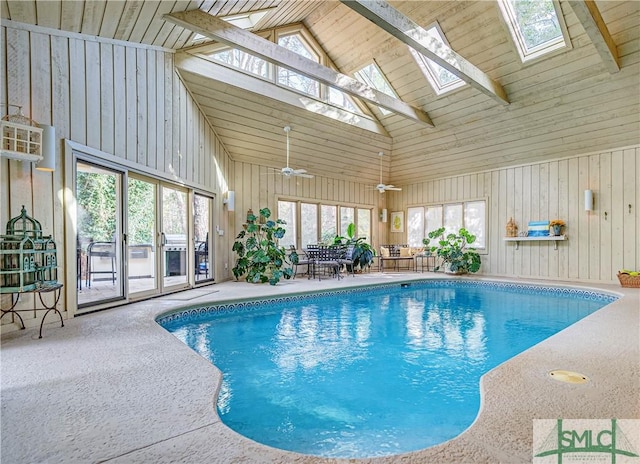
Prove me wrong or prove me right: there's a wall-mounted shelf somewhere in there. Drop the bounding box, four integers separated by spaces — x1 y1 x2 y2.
504 235 567 250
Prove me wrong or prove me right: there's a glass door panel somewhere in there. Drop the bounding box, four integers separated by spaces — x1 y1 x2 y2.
161 185 189 290
194 193 213 283
127 176 158 296
76 161 124 308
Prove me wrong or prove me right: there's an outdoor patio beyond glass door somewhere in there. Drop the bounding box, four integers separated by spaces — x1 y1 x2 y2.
76 161 124 308
162 185 189 290
127 176 157 296
194 193 213 283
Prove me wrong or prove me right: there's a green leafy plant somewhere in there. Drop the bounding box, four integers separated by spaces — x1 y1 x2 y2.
333 223 376 271
232 207 294 285
423 227 481 274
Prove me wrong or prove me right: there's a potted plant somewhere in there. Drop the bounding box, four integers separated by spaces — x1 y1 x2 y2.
423 227 481 274
333 223 376 271
549 219 565 236
232 207 294 285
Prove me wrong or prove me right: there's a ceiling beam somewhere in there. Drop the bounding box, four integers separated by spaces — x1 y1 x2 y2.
175 52 391 137
164 9 434 127
567 0 619 74
340 0 510 106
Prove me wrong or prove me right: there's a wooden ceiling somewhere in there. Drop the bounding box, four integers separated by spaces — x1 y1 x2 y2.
2 1 638 186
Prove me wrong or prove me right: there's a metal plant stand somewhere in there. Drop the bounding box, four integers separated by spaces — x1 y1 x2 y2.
0 206 63 338
1 283 64 338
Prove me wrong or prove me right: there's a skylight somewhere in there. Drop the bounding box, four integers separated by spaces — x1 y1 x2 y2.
209 48 270 78
354 63 398 116
206 27 365 116
221 9 274 30
277 33 320 98
409 23 465 96
497 0 570 62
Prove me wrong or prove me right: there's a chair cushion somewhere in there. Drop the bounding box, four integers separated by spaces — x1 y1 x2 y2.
399 247 412 257
380 246 390 258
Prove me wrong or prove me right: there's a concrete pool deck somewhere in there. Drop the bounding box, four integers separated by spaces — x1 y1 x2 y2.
1 273 639 463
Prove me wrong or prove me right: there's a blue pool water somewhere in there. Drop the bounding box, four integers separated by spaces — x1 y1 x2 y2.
158 281 615 458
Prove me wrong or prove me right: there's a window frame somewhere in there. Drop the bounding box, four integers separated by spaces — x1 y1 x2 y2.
496 0 572 64
277 197 374 249
407 198 488 253
354 62 400 116
408 22 466 96
202 25 367 116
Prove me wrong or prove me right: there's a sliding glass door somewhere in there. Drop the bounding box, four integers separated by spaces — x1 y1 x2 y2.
194 193 214 283
127 176 158 297
161 185 190 292
75 157 214 311
76 161 124 308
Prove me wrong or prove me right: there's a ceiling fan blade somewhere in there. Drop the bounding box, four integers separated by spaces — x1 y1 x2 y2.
386 187 402 191
296 173 314 178
293 168 307 174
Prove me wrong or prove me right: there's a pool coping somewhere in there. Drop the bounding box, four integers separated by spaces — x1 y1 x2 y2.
1 274 638 463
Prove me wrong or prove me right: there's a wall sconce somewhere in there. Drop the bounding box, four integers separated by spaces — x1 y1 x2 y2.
584 189 593 211
36 124 55 171
223 190 235 211
380 208 388 223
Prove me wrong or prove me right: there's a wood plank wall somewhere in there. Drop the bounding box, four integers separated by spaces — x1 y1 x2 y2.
387 146 640 283
231 161 382 244
0 21 233 328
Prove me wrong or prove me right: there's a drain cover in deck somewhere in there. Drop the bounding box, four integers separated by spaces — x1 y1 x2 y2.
548 370 589 384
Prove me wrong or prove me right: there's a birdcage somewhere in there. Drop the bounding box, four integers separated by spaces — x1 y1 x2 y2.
0 206 58 293
1 106 43 162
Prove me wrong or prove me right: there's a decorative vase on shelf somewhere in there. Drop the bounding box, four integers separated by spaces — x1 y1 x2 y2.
551 225 562 236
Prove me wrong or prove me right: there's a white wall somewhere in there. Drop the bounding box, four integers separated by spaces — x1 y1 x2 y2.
387 146 640 283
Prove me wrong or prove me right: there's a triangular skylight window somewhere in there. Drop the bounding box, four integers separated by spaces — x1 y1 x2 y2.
204 26 366 116
209 48 270 78
497 0 570 62
409 23 465 96
221 9 274 30
354 63 399 116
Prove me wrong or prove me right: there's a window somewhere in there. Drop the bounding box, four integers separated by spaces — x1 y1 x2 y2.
328 87 361 113
320 205 337 243
409 23 465 96
277 200 296 249
444 204 463 236
408 201 487 250
277 33 320 97
209 48 270 78
340 207 355 236
407 207 424 247
357 209 371 240
301 203 318 247
354 62 399 116
206 25 367 115
425 206 443 236
464 201 486 249
283 201 372 248
220 9 273 30
497 0 570 62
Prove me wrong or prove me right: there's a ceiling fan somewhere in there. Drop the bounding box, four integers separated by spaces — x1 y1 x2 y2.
375 152 401 193
278 126 313 179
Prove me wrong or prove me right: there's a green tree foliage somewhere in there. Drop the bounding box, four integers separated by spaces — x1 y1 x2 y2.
127 178 155 244
77 172 117 243
510 0 561 50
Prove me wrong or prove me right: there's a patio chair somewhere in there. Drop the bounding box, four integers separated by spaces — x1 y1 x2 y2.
337 244 356 277
290 246 310 279
86 241 116 287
